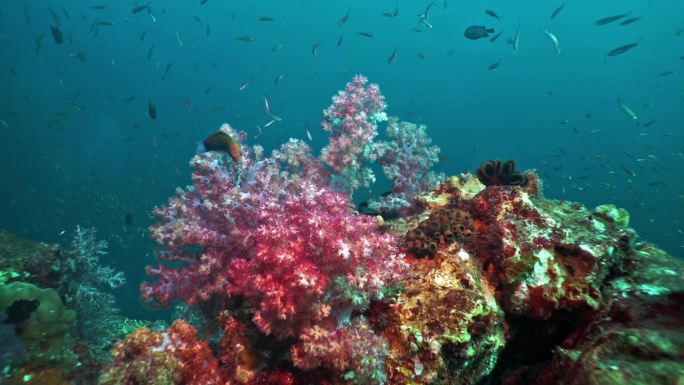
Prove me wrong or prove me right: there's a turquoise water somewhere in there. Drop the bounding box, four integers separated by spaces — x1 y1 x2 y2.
1 0 682 316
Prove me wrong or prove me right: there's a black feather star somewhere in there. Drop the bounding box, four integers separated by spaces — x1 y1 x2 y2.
476 160 529 187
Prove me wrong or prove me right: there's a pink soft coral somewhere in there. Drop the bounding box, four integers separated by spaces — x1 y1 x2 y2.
141 129 407 340
321 75 388 193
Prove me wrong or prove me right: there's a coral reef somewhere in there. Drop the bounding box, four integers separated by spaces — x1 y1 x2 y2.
94 76 683 385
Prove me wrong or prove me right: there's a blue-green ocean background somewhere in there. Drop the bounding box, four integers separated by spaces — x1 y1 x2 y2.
1 0 682 318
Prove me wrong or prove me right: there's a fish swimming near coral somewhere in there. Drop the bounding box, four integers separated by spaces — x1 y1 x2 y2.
197 131 242 163
464 25 495 40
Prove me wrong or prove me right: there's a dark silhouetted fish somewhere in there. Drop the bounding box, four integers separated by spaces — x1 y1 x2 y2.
620 16 641 26
131 4 148 14
124 212 133 226
148 100 157 119
551 3 565 19
387 48 397 63
595 12 630 25
485 10 501 21
488 60 502 71
337 7 351 26
464 25 494 40
490 31 503 42
50 25 63 44
607 41 639 56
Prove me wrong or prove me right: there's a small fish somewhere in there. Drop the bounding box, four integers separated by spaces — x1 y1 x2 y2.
140 31 147 41
596 12 630 26
485 10 501 21
272 43 285 52
648 182 669 188
69 51 87 62
509 23 520 52
620 16 641 26
490 31 503 43
124 96 136 103
259 16 274 22
198 131 242 163
34 34 45 55
488 60 502 71
50 26 63 44
176 30 183 46
357 32 374 38
337 34 344 47
418 2 434 28
620 164 636 177
464 25 495 40
124 212 133 226
92 5 107 10
387 48 397 63
338 7 351 26
660 70 674 76
273 73 287 85
182 99 193 112
617 99 638 121
263 95 282 121
236 36 255 42
148 100 157 120
551 4 565 19
98 21 114 26
147 44 154 60
382 2 399 17
642 120 656 127
200 0 208 5
311 43 320 57
543 29 561 54
239 78 252 91
416 52 426 60
131 4 148 14
608 41 639 56
305 124 313 141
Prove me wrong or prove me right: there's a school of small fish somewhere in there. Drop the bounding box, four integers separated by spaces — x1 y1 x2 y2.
2 1 683 254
